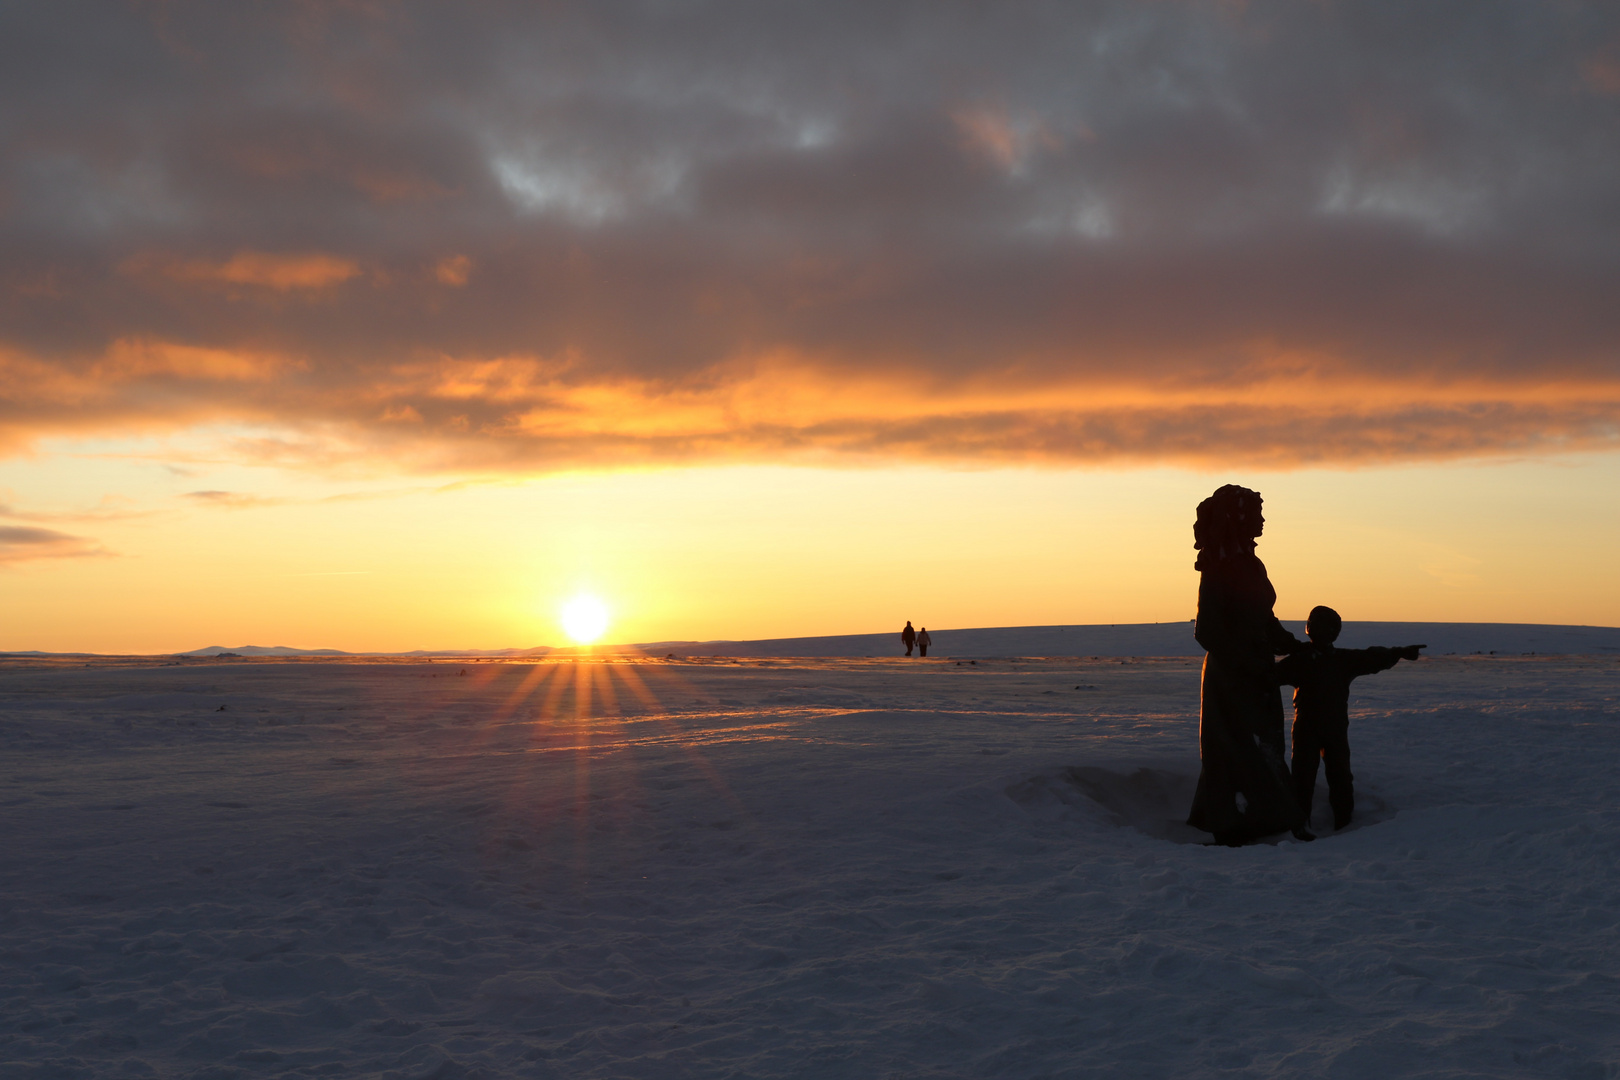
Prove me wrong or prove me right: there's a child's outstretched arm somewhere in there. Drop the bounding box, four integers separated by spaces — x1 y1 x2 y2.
1347 644 1423 676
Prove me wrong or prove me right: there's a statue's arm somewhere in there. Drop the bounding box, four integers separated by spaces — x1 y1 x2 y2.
1268 617 1306 656
1274 653 1303 687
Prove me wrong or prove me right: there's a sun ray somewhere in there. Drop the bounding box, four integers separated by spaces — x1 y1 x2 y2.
571 659 595 884
590 663 621 717
608 661 664 711
537 660 575 724
428 660 549 761
434 654 772 884
495 660 555 722
607 659 755 825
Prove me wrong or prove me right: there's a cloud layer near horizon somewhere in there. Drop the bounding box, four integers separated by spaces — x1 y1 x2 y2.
4 0 1620 471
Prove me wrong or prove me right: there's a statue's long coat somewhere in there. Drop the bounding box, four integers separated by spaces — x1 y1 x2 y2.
1186 551 1305 842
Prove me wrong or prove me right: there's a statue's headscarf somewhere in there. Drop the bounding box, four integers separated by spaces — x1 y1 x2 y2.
1193 484 1262 572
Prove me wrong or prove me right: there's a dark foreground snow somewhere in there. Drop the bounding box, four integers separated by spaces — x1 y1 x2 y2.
2 653 1618 1078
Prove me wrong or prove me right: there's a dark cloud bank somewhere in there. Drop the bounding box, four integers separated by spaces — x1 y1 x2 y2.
3 0 1619 470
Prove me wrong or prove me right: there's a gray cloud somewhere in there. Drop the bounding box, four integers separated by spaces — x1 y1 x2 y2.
3 1 1619 468
0 524 107 563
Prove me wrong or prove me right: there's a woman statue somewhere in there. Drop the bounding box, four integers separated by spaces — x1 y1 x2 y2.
1186 484 1314 845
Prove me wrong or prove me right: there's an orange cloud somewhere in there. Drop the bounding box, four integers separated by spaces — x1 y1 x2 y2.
435 256 473 287
0 339 301 453
312 353 1620 471
182 490 286 509
124 251 361 291
950 106 1062 174
4 330 1620 473
95 338 295 382
953 107 1024 171
221 136 455 204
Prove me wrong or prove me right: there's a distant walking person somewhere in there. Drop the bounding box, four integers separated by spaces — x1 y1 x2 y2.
1275 606 1424 832
917 628 932 657
901 621 917 656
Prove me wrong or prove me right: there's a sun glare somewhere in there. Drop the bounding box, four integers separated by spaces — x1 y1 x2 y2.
560 593 611 645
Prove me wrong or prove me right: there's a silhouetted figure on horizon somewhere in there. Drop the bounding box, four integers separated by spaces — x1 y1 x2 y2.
1186 484 1314 845
917 628 932 657
901 621 916 656
1276 606 1424 832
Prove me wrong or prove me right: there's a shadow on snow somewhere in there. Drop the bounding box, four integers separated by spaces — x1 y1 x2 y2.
1007 765 1395 846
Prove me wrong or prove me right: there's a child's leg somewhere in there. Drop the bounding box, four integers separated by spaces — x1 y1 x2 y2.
1322 726 1354 829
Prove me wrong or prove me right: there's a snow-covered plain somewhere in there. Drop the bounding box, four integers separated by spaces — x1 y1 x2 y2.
3 644 1619 1078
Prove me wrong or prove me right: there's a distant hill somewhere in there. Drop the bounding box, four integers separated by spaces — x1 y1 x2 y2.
176 645 354 657
173 645 552 658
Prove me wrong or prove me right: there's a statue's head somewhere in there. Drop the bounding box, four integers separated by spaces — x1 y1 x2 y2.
1193 484 1264 570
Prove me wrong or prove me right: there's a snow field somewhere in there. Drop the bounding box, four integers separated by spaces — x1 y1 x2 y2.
2 654 1618 1078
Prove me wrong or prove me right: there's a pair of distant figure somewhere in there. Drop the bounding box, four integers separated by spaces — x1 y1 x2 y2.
1186 484 1425 846
900 621 932 657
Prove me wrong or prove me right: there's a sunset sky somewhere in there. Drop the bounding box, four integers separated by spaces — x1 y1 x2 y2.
3 1 1619 653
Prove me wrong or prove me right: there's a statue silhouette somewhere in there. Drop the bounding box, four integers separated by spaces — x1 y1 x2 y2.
1185 485 1313 845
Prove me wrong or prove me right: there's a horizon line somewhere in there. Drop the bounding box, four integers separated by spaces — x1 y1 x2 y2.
7 618 1620 659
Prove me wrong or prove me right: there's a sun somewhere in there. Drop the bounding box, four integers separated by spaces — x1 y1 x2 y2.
560 593 611 645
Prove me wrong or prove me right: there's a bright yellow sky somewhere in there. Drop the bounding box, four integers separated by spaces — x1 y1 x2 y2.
3 444 1616 653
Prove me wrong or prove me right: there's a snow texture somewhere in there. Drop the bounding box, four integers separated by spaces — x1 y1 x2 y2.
3 644 1619 1078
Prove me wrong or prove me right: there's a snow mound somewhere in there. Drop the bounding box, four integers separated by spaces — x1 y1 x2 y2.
1009 764 1400 844
1062 765 1207 844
